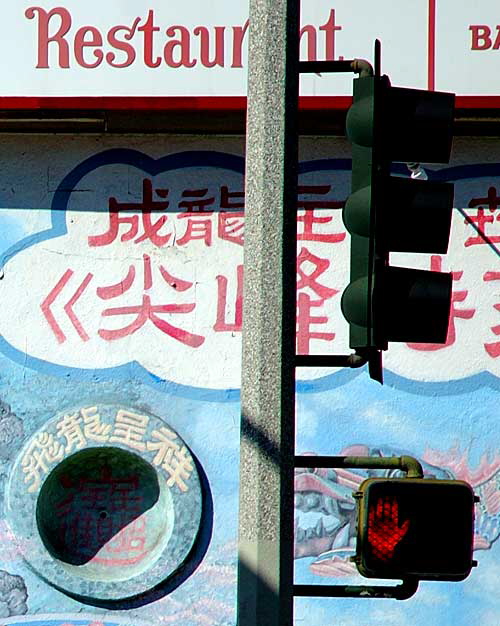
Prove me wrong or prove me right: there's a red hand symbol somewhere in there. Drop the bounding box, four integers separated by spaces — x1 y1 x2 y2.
368 496 410 561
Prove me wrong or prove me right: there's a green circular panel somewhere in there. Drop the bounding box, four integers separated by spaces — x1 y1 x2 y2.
6 404 203 601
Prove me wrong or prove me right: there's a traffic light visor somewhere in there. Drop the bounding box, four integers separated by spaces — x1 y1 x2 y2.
381 86 455 163
379 266 452 343
379 178 454 254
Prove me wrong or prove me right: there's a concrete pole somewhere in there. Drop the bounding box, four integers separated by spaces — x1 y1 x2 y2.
237 0 300 624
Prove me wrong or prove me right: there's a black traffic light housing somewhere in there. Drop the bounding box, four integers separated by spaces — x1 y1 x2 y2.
341 46 456 381
354 477 477 581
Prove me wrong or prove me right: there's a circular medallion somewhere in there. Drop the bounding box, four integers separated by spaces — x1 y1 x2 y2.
6 404 203 601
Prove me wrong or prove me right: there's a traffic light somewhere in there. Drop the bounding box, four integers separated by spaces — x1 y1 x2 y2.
354 478 477 581
341 70 456 380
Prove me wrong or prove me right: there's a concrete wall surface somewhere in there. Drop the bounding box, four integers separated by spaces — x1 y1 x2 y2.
0 134 497 625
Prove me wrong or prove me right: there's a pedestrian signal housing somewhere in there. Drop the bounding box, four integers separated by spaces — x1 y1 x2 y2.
354 478 476 581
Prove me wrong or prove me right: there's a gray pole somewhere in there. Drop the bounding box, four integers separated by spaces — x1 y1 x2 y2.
237 0 300 624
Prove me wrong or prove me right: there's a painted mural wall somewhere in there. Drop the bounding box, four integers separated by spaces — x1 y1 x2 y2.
0 133 498 626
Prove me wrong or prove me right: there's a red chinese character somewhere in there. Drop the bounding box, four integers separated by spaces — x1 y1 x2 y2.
97 254 205 347
217 185 245 245
104 517 146 556
296 293 336 354
41 269 93 343
178 188 215 212
296 247 338 300
214 264 243 332
176 188 215 245
407 256 475 351
109 479 142 514
464 186 500 247
177 213 213 246
88 179 171 247
55 466 146 561
483 271 500 358
220 185 244 209
218 211 244 246
296 247 338 354
297 185 345 243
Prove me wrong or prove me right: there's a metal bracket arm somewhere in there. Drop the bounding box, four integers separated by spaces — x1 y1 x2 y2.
294 577 419 600
295 353 367 369
299 59 374 77
294 455 424 479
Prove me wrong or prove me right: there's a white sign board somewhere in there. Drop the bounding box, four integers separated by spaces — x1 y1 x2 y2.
0 1 499 100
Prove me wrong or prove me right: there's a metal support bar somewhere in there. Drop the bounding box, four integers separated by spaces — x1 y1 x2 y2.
299 60 356 73
296 348 384 384
295 353 367 369
299 59 374 77
294 455 424 479
294 577 419 601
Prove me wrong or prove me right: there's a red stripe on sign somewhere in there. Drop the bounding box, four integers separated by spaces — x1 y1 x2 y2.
0 95 499 112
0 96 248 111
0 95 354 111
428 0 436 91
